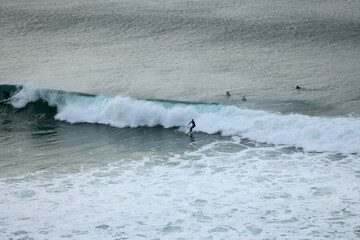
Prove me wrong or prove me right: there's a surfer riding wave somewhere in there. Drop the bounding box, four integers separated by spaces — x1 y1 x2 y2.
188 119 196 133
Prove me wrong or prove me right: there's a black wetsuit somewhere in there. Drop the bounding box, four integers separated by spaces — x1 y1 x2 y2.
189 120 196 133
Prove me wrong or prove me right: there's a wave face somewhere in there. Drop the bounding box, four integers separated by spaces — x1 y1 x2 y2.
2 85 360 154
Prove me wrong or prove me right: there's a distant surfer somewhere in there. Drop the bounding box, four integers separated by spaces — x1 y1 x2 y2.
296 85 301 89
225 91 231 98
3 91 10 99
242 96 247 101
188 119 196 133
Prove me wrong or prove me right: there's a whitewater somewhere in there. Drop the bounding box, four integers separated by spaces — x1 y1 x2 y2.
1 145 359 239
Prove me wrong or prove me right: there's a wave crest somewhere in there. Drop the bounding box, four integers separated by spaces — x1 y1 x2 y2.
4 85 360 154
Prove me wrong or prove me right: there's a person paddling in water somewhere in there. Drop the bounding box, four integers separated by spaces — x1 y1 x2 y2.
188 119 196 133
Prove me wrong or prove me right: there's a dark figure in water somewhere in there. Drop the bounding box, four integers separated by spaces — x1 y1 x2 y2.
296 85 301 89
3 91 10 99
225 91 231 98
242 96 247 101
188 119 196 133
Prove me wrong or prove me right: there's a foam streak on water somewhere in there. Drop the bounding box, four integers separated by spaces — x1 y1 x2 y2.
0 141 359 239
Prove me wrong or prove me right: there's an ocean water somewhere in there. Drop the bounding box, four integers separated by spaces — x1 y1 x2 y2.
1 0 360 239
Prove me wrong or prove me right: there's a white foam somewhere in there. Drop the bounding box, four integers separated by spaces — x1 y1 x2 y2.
10 86 360 154
0 143 359 239
10 85 40 108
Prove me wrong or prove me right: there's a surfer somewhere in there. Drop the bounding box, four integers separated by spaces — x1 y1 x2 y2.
188 119 196 133
225 91 231 98
242 96 247 101
296 85 301 89
3 91 10 99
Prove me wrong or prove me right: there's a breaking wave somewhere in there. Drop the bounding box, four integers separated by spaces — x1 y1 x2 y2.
2 84 360 154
